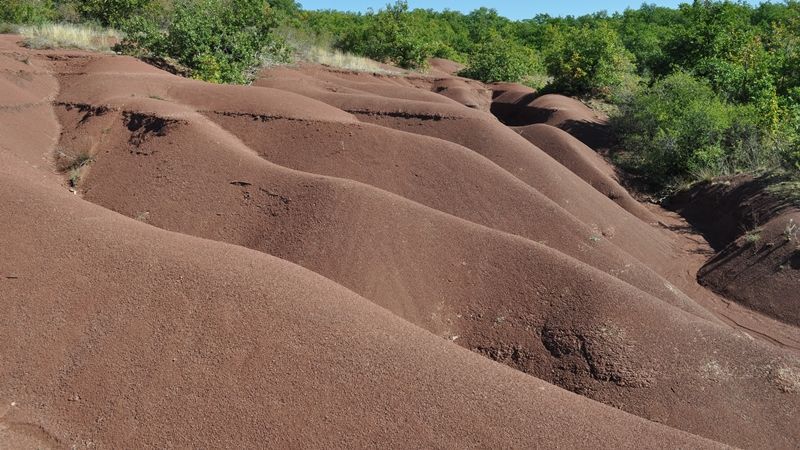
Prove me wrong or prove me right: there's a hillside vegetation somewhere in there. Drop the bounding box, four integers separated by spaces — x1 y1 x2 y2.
2 0 798 191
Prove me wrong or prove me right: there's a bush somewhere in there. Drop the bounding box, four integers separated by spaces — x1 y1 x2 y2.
780 92 800 170
616 4 682 77
612 71 782 189
76 0 163 28
336 1 434 69
458 34 540 83
0 0 55 25
119 0 289 84
542 22 635 97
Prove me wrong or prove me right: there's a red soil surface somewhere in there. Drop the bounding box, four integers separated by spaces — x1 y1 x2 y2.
428 57 464 76
491 87 612 150
666 175 800 327
1 39 798 448
514 123 656 222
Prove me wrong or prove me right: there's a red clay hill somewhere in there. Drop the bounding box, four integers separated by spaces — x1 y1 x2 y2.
1 35 799 448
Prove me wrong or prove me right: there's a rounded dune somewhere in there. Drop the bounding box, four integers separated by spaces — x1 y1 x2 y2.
515 123 656 221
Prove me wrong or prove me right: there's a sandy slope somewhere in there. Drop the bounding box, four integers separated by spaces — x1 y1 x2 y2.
257 72 679 271
667 176 800 327
491 87 612 150
2 148 723 448
513 123 656 222
1 36 799 448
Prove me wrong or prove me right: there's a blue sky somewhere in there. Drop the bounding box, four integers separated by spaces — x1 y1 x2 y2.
298 1 764 20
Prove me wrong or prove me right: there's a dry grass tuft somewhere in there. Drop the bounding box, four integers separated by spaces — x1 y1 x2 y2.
19 23 120 52
0 23 20 34
55 149 94 189
303 46 393 73
775 367 800 393
700 360 733 382
274 26 398 74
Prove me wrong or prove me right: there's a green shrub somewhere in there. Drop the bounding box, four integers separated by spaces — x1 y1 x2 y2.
267 0 301 17
612 71 783 189
616 4 682 77
430 41 463 62
119 0 289 84
76 0 163 27
464 7 512 42
542 22 635 97
781 92 800 170
336 1 434 69
306 7 468 66
458 34 540 83
0 0 55 25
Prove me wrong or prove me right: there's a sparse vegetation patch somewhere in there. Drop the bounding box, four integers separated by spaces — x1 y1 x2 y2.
19 23 120 51
744 229 762 244
56 150 95 188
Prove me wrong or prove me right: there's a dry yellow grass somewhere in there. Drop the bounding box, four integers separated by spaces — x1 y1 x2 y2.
273 25 399 74
303 46 394 73
19 23 120 52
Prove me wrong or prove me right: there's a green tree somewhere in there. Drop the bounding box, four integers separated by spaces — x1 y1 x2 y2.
75 0 162 27
337 1 434 69
764 3 800 97
666 1 766 102
409 9 468 61
431 9 472 57
616 4 683 77
463 7 511 42
666 1 753 69
1 0 55 24
459 33 539 83
612 71 779 188
542 22 635 96
120 0 286 84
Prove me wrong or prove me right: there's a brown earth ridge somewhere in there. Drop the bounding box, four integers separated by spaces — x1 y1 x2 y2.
1 34 798 448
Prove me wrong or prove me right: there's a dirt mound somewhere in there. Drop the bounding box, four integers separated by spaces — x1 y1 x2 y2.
514 123 656 222
428 57 464 76
206 112 701 313
261 64 458 105
700 211 800 326
666 175 800 326
2 34 799 447
491 92 612 150
489 82 539 119
431 77 492 110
